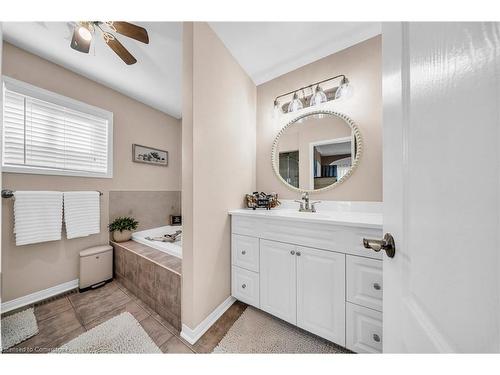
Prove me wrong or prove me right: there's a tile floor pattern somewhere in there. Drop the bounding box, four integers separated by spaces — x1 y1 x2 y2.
3 280 247 354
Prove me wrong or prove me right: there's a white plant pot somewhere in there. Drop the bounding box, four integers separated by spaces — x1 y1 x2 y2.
113 230 132 243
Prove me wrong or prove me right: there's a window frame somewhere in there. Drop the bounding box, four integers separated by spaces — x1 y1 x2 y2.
2 76 113 178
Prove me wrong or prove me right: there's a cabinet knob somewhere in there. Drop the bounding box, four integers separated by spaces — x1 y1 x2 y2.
373 333 381 342
296 251 301 256
290 250 295 255
241 250 246 255
241 284 246 289
373 283 381 290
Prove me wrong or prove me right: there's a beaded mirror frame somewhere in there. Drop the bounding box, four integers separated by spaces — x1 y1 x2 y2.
271 110 363 194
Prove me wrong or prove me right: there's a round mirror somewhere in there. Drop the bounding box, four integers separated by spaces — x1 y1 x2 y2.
272 110 362 193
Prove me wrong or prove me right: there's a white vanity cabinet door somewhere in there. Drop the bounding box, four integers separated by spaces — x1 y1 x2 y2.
260 239 297 325
346 302 383 353
231 234 259 272
296 246 346 345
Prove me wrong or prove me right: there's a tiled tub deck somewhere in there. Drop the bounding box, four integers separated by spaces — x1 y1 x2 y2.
111 240 181 331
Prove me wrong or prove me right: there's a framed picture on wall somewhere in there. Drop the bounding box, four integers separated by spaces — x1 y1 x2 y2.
132 144 168 166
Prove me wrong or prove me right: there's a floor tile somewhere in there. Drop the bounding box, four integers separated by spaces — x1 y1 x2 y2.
139 316 174 347
192 301 247 353
44 326 86 352
34 296 73 322
84 300 150 330
149 309 181 335
160 336 195 354
69 283 131 325
13 308 83 351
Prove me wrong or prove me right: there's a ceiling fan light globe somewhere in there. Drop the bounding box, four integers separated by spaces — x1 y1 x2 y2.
78 26 92 41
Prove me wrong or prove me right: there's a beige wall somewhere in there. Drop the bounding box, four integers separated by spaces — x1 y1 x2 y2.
257 36 382 201
1 42 181 302
182 23 256 329
109 191 181 231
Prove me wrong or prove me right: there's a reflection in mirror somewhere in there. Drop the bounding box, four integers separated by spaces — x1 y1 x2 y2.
274 112 359 192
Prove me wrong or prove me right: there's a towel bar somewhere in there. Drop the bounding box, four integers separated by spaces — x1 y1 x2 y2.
1 189 103 198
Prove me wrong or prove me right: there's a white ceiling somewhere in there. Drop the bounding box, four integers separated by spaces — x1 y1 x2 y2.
209 22 381 85
2 22 183 118
2 22 380 119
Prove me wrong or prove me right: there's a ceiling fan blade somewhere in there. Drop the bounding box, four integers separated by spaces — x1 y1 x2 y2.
102 32 137 65
107 22 149 44
70 26 91 53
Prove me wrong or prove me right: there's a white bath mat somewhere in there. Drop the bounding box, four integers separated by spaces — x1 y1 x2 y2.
1 308 39 350
53 312 161 353
213 306 349 354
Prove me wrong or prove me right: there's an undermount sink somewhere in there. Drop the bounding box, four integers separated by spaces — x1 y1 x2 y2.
278 211 330 218
260 209 331 219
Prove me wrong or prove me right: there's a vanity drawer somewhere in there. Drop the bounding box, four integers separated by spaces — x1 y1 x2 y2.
232 266 260 308
346 255 383 311
346 302 383 353
231 234 259 272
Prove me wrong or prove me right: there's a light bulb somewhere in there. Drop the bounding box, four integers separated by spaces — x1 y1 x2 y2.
287 92 303 113
78 26 92 41
335 77 353 100
310 85 328 106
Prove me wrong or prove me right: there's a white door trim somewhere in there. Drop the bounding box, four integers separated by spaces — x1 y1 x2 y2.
308 136 352 189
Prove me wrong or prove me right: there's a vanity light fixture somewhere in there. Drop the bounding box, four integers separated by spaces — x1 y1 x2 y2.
335 76 353 99
310 85 328 106
288 92 304 113
273 74 351 114
273 98 281 117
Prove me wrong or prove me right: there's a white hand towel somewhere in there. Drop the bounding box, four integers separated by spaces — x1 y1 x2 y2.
63 191 100 239
13 191 63 246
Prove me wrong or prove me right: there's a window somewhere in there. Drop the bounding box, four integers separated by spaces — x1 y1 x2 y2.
2 77 113 178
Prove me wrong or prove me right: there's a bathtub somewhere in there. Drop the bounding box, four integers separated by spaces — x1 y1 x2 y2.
132 225 182 259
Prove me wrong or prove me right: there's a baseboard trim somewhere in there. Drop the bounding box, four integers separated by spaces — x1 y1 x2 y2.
1 279 79 313
180 296 236 345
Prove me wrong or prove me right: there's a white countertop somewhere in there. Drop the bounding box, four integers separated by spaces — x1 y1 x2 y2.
229 208 383 229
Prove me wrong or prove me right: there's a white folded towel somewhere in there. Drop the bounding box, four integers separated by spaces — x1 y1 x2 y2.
63 191 100 239
13 191 63 246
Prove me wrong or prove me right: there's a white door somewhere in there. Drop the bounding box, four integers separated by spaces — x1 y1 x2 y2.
260 239 296 325
382 22 500 353
296 246 345 345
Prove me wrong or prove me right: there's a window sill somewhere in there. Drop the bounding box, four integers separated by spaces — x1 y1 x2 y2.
2 165 113 179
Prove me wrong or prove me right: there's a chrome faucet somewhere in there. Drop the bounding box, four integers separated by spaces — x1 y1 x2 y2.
295 192 321 213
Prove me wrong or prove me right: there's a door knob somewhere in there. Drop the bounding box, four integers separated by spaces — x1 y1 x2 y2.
363 233 396 258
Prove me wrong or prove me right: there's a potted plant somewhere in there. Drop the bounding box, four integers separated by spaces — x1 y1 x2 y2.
109 217 139 242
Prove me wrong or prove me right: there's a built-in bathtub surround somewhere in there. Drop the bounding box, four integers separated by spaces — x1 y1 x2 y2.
112 240 182 330
1 42 181 305
256 35 382 201
109 191 181 231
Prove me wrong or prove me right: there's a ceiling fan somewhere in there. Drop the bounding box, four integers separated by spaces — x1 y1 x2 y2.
70 21 149 65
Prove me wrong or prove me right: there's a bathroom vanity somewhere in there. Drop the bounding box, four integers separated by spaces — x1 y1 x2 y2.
229 204 383 353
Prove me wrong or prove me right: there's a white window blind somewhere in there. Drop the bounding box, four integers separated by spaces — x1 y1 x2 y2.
2 77 113 178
